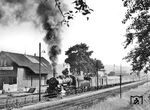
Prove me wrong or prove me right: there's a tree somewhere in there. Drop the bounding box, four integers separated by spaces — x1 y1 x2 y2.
55 0 93 25
89 58 104 76
65 43 104 76
93 59 104 71
108 71 115 76
122 0 150 73
65 43 93 74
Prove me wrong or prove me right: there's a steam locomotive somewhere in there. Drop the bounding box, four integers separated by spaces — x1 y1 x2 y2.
46 75 77 97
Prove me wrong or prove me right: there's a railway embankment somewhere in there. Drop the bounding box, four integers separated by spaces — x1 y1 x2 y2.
16 80 148 110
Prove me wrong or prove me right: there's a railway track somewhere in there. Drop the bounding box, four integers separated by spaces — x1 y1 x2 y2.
18 80 147 110
0 79 147 109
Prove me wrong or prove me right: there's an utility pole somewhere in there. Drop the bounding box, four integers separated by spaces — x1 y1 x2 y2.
120 64 122 98
39 43 41 101
96 60 99 90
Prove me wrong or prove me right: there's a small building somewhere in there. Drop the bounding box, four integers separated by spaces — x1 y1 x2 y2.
0 51 52 92
90 69 107 87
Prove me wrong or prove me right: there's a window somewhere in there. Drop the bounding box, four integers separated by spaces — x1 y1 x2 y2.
9 77 17 85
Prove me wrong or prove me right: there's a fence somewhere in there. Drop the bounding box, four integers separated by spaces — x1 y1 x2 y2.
0 94 47 109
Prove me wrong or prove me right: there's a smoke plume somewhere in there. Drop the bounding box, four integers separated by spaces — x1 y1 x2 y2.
0 0 65 72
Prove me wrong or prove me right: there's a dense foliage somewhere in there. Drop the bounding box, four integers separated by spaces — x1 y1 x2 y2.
122 0 150 73
65 43 104 76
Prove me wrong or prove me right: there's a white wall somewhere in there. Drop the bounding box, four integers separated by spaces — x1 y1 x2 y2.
17 67 25 91
3 84 17 92
17 67 48 92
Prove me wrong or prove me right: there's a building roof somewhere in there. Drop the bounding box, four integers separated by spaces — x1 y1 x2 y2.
0 51 52 74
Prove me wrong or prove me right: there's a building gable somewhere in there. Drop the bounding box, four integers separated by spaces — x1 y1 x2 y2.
0 51 52 74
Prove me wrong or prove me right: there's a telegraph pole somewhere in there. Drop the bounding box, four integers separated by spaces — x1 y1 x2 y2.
39 43 41 101
120 64 122 98
96 60 99 90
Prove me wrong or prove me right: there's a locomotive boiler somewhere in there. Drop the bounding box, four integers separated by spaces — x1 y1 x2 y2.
46 75 76 97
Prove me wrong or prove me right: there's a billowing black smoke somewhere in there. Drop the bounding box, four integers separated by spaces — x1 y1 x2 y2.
0 0 64 74
37 0 62 75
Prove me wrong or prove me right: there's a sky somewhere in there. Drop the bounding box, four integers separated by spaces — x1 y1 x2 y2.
0 0 131 67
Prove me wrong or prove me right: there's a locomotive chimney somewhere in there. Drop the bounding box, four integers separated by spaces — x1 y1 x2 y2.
53 68 56 78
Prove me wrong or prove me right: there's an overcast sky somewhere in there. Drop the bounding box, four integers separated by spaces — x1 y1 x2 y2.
0 0 130 66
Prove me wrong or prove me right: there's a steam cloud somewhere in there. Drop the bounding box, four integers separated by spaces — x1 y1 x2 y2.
0 0 65 71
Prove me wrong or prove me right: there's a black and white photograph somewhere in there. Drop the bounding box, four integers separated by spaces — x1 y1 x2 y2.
0 0 150 110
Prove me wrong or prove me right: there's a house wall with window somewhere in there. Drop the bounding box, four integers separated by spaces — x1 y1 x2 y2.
17 67 47 91
0 51 52 92
0 55 17 90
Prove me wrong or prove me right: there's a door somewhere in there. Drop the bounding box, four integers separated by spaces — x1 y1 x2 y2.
0 77 3 90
